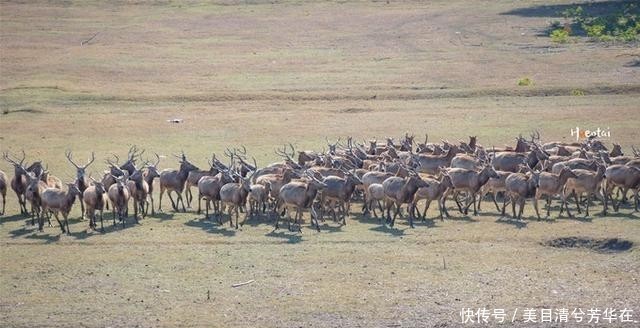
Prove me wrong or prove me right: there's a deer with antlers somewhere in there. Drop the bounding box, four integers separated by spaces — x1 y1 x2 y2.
219 158 257 229
0 169 6 215
65 150 96 219
276 170 327 232
158 151 198 212
3 151 29 214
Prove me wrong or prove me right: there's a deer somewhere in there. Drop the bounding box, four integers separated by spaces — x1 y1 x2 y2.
127 166 150 220
533 167 578 218
504 167 540 220
414 144 460 174
158 152 198 212
477 170 512 214
197 160 236 220
40 167 63 189
318 169 362 225
101 146 143 188
366 183 386 220
143 153 161 215
254 168 300 209
440 165 500 216
560 164 606 218
0 169 6 215
276 170 327 232
382 173 430 228
184 156 219 209
219 158 257 229
551 158 598 174
411 173 454 221
248 183 270 217
83 178 107 231
603 164 640 214
40 183 81 234
25 171 48 227
65 150 95 220
108 174 131 228
361 170 396 215
3 151 29 214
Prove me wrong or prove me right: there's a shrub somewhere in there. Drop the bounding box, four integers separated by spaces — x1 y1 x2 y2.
550 28 570 43
571 89 585 96
517 77 532 86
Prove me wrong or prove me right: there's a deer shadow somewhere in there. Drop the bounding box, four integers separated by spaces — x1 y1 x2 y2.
495 217 528 229
185 218 237 237
370 224 405 236
265 230 303 244
500 0 633 18
0 213 31 224
24 232 61 243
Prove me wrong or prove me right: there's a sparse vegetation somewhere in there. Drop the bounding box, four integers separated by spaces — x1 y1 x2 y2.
517 77 532 86
571 89 585 96
1 1 640 327
550 28 570 43
551 3 640 42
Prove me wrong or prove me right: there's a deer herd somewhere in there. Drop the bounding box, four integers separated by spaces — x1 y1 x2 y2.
1 132 639 235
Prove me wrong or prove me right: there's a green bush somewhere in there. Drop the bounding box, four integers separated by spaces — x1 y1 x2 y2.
571 89 585 96
517 77 532 86
550 28 570 43
550 3 639 42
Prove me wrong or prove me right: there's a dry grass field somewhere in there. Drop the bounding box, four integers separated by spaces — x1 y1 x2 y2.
1 0 639 327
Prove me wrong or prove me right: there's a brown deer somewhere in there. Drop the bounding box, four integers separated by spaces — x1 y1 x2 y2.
83 178 107 231
441 165 500 216
533 167 578 218
382 173 430 228
0 169 6 215
603 164 640 214
276 170 327 232
411 173 454 221
219 158 257 229
560 165 606 218
108 174 131 227
65 150 95 219
504 168 540 220
40 183 81 234
143 154 161 215
158 152 198 212
3 151 29 214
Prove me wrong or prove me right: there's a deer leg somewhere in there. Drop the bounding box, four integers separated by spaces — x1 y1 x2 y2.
158 188 165 212
472 193 478 216
562 189 573 218
572 191 581 214
63 213 70 234
510 196 517 218
585 193 591 217
185 187 192 208
166 191 177 211
150 195 155 215
296 208 302 233
423 200 431 221
518 198 525 221
177 192 187 212
99 210 104 232
52 212 64 233
533 194 540 221
501 195 507 217
1 194 4 215
79 194 85 220
408 204 415 228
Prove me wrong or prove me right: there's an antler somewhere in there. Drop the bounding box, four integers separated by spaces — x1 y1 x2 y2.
65 150 80 169
3 150 25 167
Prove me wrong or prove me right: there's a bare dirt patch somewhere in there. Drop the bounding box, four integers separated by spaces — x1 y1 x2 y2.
544 237 633 253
